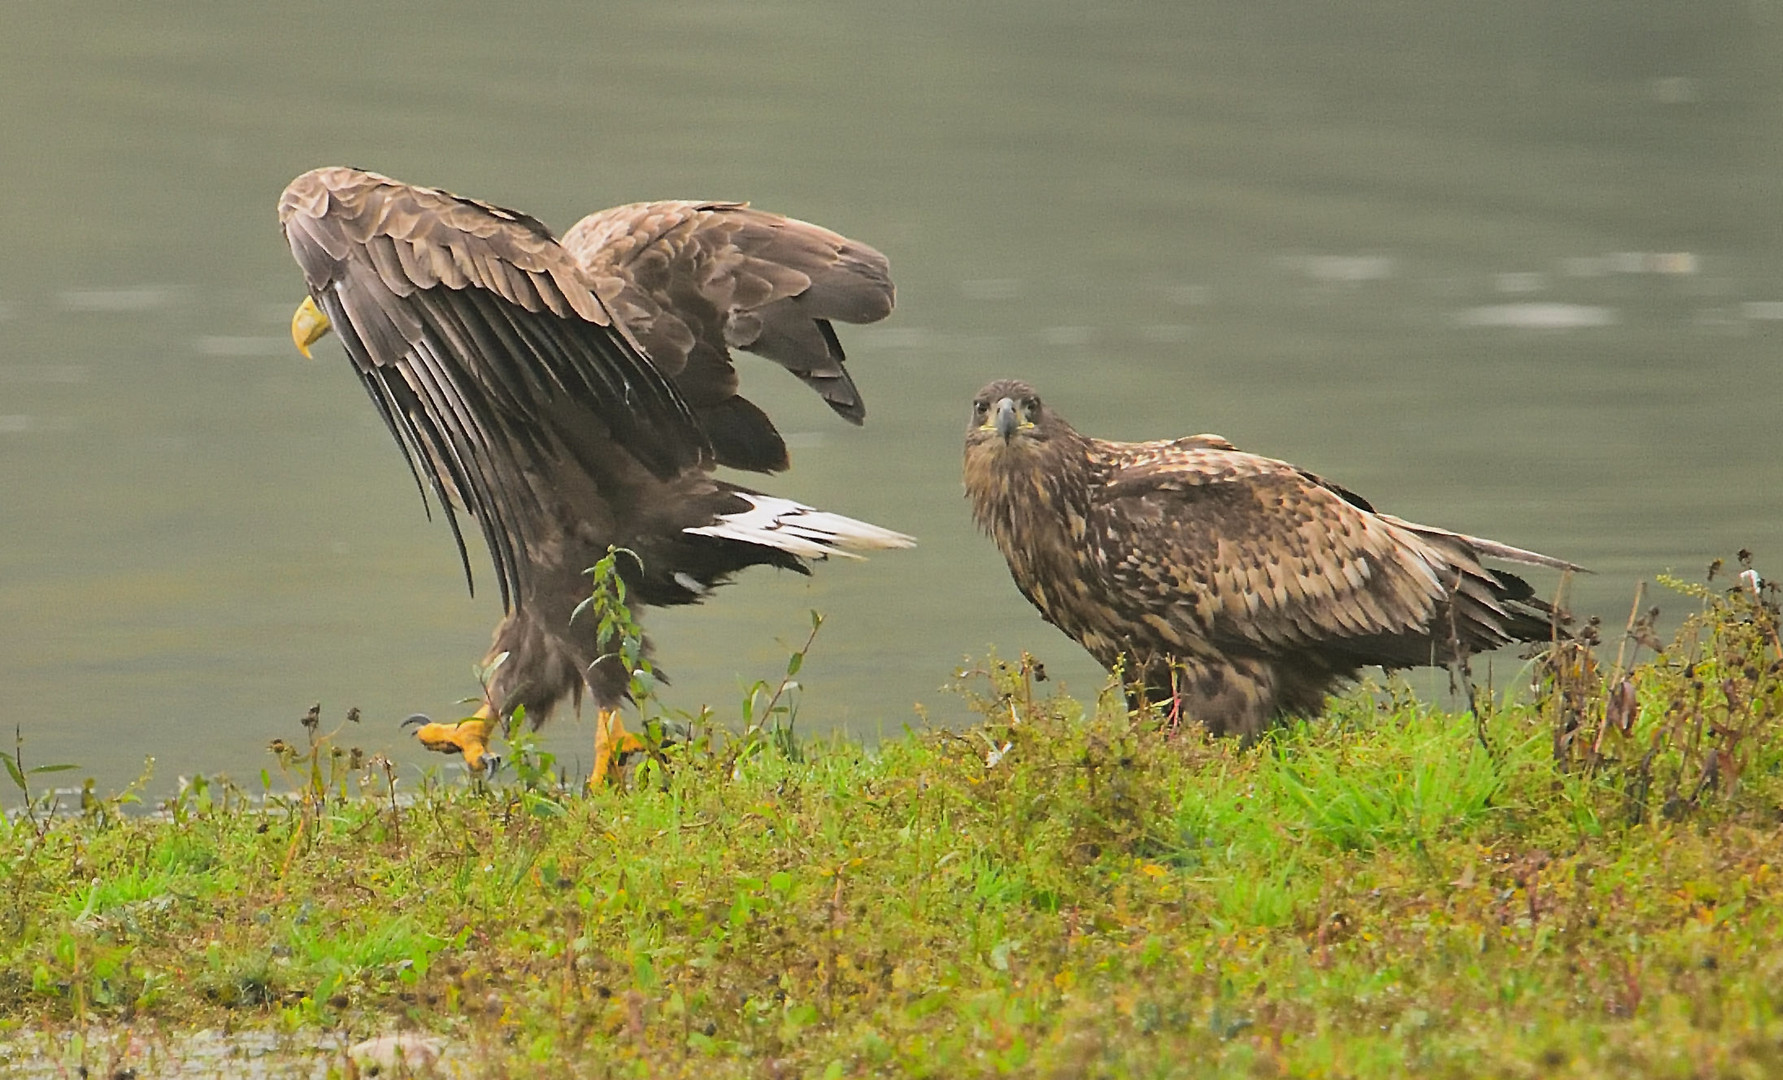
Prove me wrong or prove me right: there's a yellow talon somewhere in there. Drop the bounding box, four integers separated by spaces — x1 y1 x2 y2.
591 707 644 787
291 295 331 358
408 701 645 785
411 703 495 773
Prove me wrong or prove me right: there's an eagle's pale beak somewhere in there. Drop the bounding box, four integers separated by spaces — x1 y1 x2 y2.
994 397 1018 442
291 295 332 359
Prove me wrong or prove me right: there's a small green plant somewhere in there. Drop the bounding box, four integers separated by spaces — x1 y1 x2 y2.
1542 551 1783 824
738 610 825 763
2 726 77 830
264 703 366 813
573 545 660 709
571 546 825 774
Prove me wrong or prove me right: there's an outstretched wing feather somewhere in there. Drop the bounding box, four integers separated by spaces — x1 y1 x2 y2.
563 201 895 468
279 167 710 609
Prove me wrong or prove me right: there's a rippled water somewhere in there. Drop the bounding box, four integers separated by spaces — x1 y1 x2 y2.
2 1 1779 795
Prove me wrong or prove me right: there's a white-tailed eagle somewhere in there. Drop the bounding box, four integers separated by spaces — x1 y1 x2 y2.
963 379 1577 738
280 167 912 781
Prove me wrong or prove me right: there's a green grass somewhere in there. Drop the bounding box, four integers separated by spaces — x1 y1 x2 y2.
3 566 1783 1078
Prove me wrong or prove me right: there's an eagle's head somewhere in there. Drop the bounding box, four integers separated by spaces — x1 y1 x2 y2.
965 379 1064 456
962 378 1090 542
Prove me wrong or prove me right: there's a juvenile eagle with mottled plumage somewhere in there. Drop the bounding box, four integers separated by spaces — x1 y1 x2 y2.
963 379 1578 739
279 167 912 781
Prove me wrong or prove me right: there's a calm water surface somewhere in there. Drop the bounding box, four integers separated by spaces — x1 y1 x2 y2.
2 1 1780 794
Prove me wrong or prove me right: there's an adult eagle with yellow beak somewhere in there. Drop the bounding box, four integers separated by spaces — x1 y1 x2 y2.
963 379 1578 739
280 167 911 783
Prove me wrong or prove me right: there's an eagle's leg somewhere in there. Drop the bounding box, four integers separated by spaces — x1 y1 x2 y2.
409 703 496 773
1127 663 1188 733
1164 666 1187 734
590 707 646 787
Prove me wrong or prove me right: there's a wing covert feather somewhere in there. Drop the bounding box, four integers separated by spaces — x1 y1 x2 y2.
563 200 894 470
1095 443 1451 651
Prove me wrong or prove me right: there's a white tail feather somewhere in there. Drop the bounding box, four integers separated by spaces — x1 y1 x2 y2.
684 493 915 559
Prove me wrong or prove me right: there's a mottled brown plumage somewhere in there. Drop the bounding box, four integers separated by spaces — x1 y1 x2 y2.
279 167 909 773
963 379 1577 739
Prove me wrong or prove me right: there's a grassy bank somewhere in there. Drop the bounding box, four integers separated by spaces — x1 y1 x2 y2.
3 566 1782 1078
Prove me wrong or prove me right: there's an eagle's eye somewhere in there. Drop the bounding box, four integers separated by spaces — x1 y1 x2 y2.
973 400 989 418
1022 398 1039 419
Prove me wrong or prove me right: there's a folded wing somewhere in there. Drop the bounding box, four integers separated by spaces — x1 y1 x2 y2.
1099 444 1562 666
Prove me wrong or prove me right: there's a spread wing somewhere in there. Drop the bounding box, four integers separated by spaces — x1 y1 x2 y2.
278 167 710 610
562 201 895 472
1095 443 1540 663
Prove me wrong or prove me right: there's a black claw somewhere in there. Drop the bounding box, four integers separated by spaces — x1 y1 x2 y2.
401 713 432 730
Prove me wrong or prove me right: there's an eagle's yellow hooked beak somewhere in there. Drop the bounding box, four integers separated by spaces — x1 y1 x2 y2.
290 296 331 359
